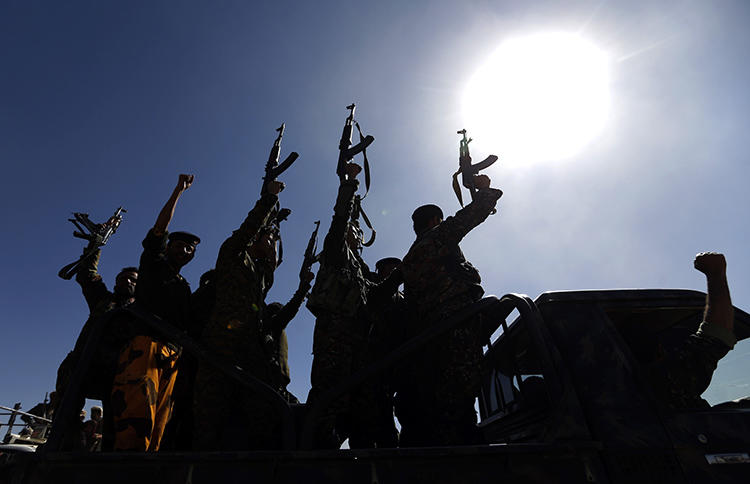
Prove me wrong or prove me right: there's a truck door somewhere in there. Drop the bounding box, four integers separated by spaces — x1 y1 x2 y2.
606 298 750 484
478 294 609 483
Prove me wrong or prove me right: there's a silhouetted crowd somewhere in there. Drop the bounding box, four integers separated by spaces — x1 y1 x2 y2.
47 140 738 454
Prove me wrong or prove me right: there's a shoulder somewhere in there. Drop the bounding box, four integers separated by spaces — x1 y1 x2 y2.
142 228 168 252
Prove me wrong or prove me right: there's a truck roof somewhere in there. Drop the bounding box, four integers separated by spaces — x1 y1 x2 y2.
533 288 750 340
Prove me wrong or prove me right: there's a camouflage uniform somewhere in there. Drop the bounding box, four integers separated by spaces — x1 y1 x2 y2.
398 187 502 447
111 229 190 451
193 192 279 450
647 320 736 408
263 281 311 404
55 248 133 450
306 178 374 447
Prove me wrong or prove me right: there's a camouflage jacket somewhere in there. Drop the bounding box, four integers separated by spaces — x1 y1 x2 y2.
307 178 374 318
647 320 736 408
402 187 502 324
136 229 192 333
205 192 278 340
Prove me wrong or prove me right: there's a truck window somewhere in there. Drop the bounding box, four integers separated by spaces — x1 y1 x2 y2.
480 318 549 420
702 337 750 405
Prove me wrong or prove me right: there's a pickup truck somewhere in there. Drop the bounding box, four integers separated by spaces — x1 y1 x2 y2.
4 289 749 483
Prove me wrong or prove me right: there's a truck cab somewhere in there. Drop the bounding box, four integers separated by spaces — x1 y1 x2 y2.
479 289 750 483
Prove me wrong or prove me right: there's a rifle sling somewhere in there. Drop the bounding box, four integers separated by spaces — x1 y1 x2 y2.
58 247 98 280
452 168 465 208
355 195 376 247
354 121 371 199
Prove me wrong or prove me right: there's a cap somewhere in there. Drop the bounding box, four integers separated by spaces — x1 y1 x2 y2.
168 231 201 246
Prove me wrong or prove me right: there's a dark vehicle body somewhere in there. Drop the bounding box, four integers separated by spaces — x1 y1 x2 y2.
4 289 749 483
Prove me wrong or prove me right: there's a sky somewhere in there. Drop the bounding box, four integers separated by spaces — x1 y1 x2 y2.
1 0 749 415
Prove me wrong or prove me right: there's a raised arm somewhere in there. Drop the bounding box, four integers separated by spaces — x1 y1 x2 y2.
695 252 734 334
648 252 736 407
267 270 314 332
230 180 284 249
436 174 502 246
75 243 110 313
321 163 361 268
153 174 194 236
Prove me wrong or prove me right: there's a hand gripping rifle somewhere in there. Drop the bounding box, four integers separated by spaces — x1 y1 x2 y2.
337 103 376 246
452 129 499 209
300 220 321 279
262 123 300 196
58 207 126 280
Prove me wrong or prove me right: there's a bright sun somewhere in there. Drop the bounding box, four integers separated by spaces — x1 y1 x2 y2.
462 32 610 165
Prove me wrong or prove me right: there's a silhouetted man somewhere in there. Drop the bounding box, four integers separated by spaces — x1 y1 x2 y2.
112 174 199 451
398 173 502 446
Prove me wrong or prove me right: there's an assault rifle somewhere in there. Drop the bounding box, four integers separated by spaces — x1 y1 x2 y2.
452 129 499 208
300 220 320 278
58 207 126 280
262 123 299 195
337 104 374 188
337 103 376 246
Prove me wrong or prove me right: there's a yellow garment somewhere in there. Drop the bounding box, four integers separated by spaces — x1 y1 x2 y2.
112 335 178 451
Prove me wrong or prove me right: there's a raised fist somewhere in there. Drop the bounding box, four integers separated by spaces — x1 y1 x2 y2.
265 180 285 195
345 163 362 179
474 174 491 190
177 174 194 191
694 252 726 277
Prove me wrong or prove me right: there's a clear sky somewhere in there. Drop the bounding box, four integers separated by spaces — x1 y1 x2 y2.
1 0 748 412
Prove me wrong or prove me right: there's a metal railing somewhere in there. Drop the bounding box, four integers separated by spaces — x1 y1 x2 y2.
1 404 51 444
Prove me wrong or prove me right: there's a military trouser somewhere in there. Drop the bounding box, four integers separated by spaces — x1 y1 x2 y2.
193 317 279 451
349 381 398 448
160 353 198 451
111 335 179 451
396 298 484 447
306 314 364 448
348 334 398 449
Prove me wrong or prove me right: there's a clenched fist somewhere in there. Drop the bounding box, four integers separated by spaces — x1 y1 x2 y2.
265 180 285 195
694 252 726 277
345 163 362 179
474 174 491 190
177 174 194 191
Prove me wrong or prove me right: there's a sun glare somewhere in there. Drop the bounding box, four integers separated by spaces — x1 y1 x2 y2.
462 33 610 165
